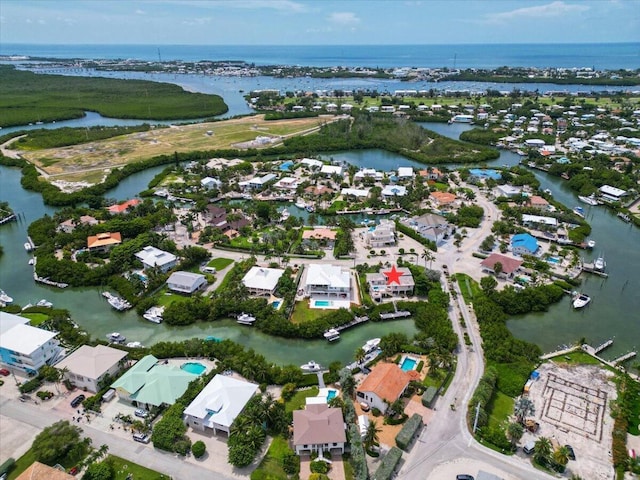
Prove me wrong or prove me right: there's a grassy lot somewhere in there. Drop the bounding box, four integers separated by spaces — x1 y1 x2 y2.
207 257 234 270
156 292 185 307
21 312 49 326
487 391 515 430
549 350 602 365
285 386 319 413
454 273 482 304
289 301 328 324
6 448 36 480
251 436 296 480
107 455 170 480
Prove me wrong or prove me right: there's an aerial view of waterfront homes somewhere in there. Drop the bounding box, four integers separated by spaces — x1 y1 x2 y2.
2 59 640 480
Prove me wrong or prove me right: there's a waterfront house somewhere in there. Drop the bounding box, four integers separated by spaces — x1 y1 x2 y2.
302 228 338 249
55 344 128 393
526 195 550 211
0 311 62 375
430 191 458 209
381 185 407 199
242 266 285 296
273 176 300 191
201 177 222 190
293 403 347 456
511 233 539 256
135 246 178 273
364 220 396 248
356 363 413 413
87 232 122 252
397 167 414 179
183 374 258 435
303 264 351 299
167 271 207 294
521 214 558 228
107 199 140 215
366 265 414 299
599 184 628 202
299 158 323 169
239 173 277 191
111 355 196 409
354 168 384 181
57 215 99 233
480 253 523 279
495 184 522 198
340 187 370 199
321 165 343 177
304 185 334 197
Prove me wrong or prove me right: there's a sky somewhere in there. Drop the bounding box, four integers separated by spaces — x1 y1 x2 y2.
1 0 639 46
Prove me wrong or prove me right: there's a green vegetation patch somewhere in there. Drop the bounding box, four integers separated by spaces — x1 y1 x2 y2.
207 257 234 270
549 350 602 366
487 391 515 430
290 300 329 324
6 448 36 480
21 312 49 326
454 273 482 304
107 455 171 480
11 125 153 150
285 386 319 413
251 436 299 480
395 414 423 451
372 446 402 480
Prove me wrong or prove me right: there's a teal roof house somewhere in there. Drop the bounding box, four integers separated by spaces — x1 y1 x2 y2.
511 233 539 256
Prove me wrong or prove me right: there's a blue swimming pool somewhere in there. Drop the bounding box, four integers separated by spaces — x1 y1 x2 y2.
280 161 293 171
181 362 206 375
399 357 417 372
272 301 281 309
314 300 331 307
547 256 560 264
327 389 337 401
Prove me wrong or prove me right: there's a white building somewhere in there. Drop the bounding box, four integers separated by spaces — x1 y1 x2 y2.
300 158 323 169
397 167 414 179
201 177 222 190
320 165 343 176
55 345 128 393
167 271 207 294
273 176 300 190
494 185 522 197
183 374 258 435
135 246 178 272
239 173 277 191
304 264 351 298
354 168 383 181
0 312 62 374
340 187 370 198
364 220 396 247
599 184 628 202
381 185 407 199
242 266 285 296
522 214 558 227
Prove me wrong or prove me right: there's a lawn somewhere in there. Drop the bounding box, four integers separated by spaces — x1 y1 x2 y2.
487 391 515 430
7 448 36 480
454 273 482 304
207 257 234 270
156 292 184 307
251 436 296 480
289 301 328 324
285 386 319 413
549 350 602 365
21 312 49 326
107 455 170 480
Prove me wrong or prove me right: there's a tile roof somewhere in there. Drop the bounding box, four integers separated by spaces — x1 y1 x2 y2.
293 403 346 447
107 199 140 214
55 345 127 381
87 232 122 249
480 253 523 275
357 363 411 404
16 462 75 480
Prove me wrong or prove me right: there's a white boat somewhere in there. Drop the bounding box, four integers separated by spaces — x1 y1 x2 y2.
543 188 552 195
36 299 53 308
572 292 591 309
300 360 322 372
617 212 631 223
306 205 315 213
573 206 585 218
587 240 596 249
323 328 340 341
451 114 474 123
516 149 527 156
0 289 13 305
143 306 164 324
578 194 599 206
24 242 33 252
28 258 35 265
363 338 381 353
126 341 144 349
106 332 126 343
280 209 291 221
102 291 132 311
237 312 256 325
295 199 307 209
594 256 606 271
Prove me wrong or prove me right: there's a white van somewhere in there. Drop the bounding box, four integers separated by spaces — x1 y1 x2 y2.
203 266 217 274
358 414 370 438
523 441 536 454
102 388 115 402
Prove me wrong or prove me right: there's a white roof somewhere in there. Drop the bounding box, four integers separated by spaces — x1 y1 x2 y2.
201 177 221 186
167 271 206 288
242 266 285 291
183 374 258 429
135 246 177 267
522 214 558 226
381 185 407 197
599 185 627 197
300 158 323 168
341 187 370 198
0 323 57 356
0 311 29 335
55 345 127 380
320 165 343 175
305 264 350 289
397 167 414 178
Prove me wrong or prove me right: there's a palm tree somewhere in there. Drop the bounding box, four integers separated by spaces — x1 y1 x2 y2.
363 419 381 451
534 436 552 463
553 445 570 467
421 249 435 269
354 347 366 365
506 422 524 446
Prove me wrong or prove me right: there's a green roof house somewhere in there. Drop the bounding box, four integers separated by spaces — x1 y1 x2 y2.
111 355 198 409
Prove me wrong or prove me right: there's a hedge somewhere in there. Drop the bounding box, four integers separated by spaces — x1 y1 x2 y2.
421 386 439 408
18 377 42 394
372 447 402 480
0 458 15 476
395 413 423 450
347 423 368 480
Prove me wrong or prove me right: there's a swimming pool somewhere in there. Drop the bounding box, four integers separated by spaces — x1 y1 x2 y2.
314 300 331 307
280 161 293 171
399 356 417 372
547 256 560 264
327 389 337 401
181 362 206 375
272 301 281 309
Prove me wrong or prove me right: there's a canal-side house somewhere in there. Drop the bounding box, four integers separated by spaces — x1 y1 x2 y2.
242 266 285 297
87 232 122 253
201 177 222 190
239 173 277 192
183 374 258 435
167 271 207 294
107 199 140 215
511 233 539 256
364 219 396 248
111 355 196 410
57 215 99 233
293 403 347 456
0 312 63 375
135 246 178 273
55 344 128 393
356 363 413 413
366 265 415 300
480 253 523 279
303 264 351 299
302 228 338 250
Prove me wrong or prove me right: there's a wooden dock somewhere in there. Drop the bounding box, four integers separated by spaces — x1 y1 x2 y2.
0 214 16 225
594 339 614 355
613 352 637 365
581 262 609 278
379 311 411 319
335 315 369 333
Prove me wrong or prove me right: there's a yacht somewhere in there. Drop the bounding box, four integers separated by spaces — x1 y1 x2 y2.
543 188 552 195
106 332 126 343
363 338 381 353
36 299 53 308
102 292 132 311
586 240 596 249
0 289 14 305
280 209 291 221
617 212 631 223
126 341 144 349
295 199 307 209
24 242 33 252
300 360 322 372
237 312 256 325
572 292 591 309
143 306 164 324
573 206 585 218
323 328 340 342
578 194 599 206
594 256 606 271
306 204 315 213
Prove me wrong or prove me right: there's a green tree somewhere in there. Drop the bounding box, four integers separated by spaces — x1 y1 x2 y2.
32 420 82 466
553 445 570 467
534 436 552 463
506 422 524 446
480 275 498 293
494 261 503 276
82 461 113 480
191 440 206 458
354 347 366 365
363 419 381 451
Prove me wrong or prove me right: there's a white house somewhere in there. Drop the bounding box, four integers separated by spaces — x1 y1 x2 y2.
0 312 63 374
242 266 285 296
599 185 628 202
364 219 396 247
397 167 414 179
183 374 258 435
55 345 128 393
320 165 343 176
366 266 415 298
273 176 300 190
201 177 222 190
135 246 177 273
293 403 347 456
304 264 351 299
167 271 207 294
300 158 323 169
381 185 407 199
494 185 522 197
340 187 370 198
354 168 383 181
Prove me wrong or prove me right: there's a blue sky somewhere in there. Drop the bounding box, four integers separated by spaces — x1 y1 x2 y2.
1 0 638 45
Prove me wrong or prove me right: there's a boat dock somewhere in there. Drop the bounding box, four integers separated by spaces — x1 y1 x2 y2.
0 213 16 225
581 262 609 277
334 315 369 333
594 339 614 355
34 274 69 288
613 351 637 365
379 310 411 319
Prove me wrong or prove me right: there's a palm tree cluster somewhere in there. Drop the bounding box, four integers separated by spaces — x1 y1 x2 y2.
534 436 570 472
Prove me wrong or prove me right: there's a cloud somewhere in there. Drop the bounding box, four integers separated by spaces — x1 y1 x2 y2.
486 1 590 23
328 11 360 26
135 9 145 15
181 17 213 26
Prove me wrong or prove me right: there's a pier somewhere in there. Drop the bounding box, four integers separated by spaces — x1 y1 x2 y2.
581 262 609 278
594 339 614 355
31 256 69 288
379 310 411 319
0 213 16 225
612 351 637 365
334 315 369 332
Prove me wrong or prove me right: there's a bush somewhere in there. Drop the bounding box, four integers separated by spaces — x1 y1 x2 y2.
372 447 402 480
36 390 54 400
0 458 15 476
191 440 206 458
395 414 422 450
416 360 424 372
310 460 329 474
371 407 382 417
19 377 42 394
282 451 300 475
281 382 297 401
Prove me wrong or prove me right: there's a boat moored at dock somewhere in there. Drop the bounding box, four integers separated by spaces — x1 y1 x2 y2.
237 312 256 325
323 328 340 342
572 292 591 309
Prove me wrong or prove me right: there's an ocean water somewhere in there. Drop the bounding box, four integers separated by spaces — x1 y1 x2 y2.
2 43 639 70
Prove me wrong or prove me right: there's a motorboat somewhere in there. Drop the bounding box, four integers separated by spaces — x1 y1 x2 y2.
573 206 585 218
543 188 552 195
280 209 291 221
106 332 126 343
363 338 381 353
0 289 13 305
28 258 35 265
306 204 315 213
237 312 256 325
36 299 53 308
594 256 606 271
586 240 596 249
143 306 164 324
24 242 33 252
323 328 340 342
578 194 599 206
295 199 307 209
126 342 144 349
617 212 631 223
300 360 322 372
572 292 591 309
102 291 132 311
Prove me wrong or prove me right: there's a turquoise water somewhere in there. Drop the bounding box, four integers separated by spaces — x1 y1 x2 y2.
272 301 281 309
400 357 417 372
327 390 337 401
280 161 293 171
314 300 331 307
181 362 206 375
547 257 560 264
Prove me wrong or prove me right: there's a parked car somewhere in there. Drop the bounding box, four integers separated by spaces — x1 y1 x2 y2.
456 476 474 480
132 433 150 444
70 394 85 408
0 368 10 376
565 444 576 460
134 408 149 418
359 402 370 412
68 467 78 475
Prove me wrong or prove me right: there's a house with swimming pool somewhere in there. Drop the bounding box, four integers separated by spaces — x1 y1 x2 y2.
293 403 347 456
366 265 414 300
356 363 416 413
242 266 285 297
303 263 352 305
135 246 177 273
183 374 258 435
